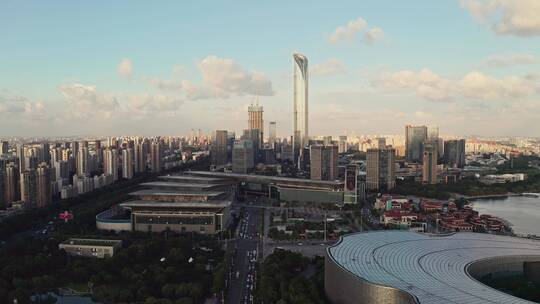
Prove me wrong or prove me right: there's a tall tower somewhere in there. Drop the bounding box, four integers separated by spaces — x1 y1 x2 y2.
36 163 52 208
309 145 338 181
20 169 37 207
268 121 277 149
104 148 118 181
366 146 396 191
211 130 228 167
422 141 438 184
293 53 308 165
122 148 134 179
405 125 427 163
150 141 162 173
4 163 20 204
248 103 263 148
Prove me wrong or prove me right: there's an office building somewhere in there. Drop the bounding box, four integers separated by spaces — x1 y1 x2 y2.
0 141 8 155
338 136 348 154
366 146 396 191
122 148 134 179
248 103 263 148
232 139 254 174
20 169 37 207
36 163 52 208
310 145 338 181
444 139 466 168
268 121 276 148
59 238 122 259
405 125 427 163
344 164 358 204
4 163 20 204
422 141 438 184
104 148 118 181
377 138 386 149
134 141 147 173
242 129 260 162
150 141 162 173
293 53 308 165
211 130 228 167
76 146 89 176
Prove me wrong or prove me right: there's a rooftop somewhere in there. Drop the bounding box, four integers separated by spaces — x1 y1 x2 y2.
187 171 343 187
129 189 225 197
139 181 225 189
328 231 540 304
158 175 230 183
120 200 231 209
60 238 123 247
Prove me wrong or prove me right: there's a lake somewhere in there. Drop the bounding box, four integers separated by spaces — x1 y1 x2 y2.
472 195 540 236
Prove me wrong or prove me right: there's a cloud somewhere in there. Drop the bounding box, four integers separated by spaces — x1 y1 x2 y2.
460 0 540 37
148 55 274 99
118 58 134 79
364 27 385 44
198 55 274 96
480 53 538 68
376 68 539 101
0 94 50 121
329 18 367 44
311 59 347 76
128 94 183 112
60 83 119 110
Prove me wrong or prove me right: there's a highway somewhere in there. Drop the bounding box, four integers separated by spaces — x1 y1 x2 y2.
226 206 262 304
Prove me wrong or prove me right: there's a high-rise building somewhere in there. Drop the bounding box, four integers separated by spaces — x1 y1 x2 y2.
20 169 37 207
309 145 338 181
150 141 162 173
4 163 20 204
268 121 277 148
344 164 359 204
366 146 396 191
76 146 89 176
40 142 51 165
338 136 348 154
444 139 466 168
377 138 387 149
134 141 147 173
36 163 52 208
0 141 8 155
211 130 228 167
104 148 118 181
405 125 427 163
16 145 25 172
248 103 263 148
232 139 254 174
122 148 134 179
422 141 438 184
293 53 308 165
427 125 439 140
242 129 260 163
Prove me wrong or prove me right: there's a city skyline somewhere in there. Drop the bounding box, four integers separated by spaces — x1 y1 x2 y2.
1 1 540 137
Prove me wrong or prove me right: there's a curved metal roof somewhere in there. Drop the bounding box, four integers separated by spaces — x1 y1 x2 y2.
327 231 540 304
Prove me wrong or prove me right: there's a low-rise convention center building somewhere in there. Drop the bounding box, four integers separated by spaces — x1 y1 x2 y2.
96 174 234 234
325 231 540 304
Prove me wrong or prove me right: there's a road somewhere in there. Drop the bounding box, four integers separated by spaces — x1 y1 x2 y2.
226 206 262 304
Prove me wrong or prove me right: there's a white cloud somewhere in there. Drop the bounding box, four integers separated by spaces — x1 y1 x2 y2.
198 55 274 96
364 27 385 44
128 94 183 112
148 55 274 100
118 58 134 79
0 94 51 121
60 83 119 110
329 18 367 44
480 53 538 68
460 0 540 37
311 59 347 77
376 68 538 101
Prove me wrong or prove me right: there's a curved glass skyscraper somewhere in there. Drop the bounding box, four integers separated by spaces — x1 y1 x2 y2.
293 53 308 165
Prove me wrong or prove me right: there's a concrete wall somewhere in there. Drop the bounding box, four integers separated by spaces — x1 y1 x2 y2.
467 255 540 281
325 250 418 304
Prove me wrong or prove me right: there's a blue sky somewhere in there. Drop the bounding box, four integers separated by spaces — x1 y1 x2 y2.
1 0 539 137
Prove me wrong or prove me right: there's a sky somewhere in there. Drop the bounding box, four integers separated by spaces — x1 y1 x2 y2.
0 0 539 138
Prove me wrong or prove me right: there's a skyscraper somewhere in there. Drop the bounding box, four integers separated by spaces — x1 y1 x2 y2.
422 141 438 184
4 163 20 204
309 145 338 181
268 121 277 148
104 148 118 181
293 53 308 165
134 141 148 173
76 146 89 176
0 140 8 155
248 103 263 148
36 163 52 208
444 139 466 168
150 141 162 173
366 146 396 191
232 139 254 174
338 136 348 154
122 148 134 179
20 169 37 207
405 125 427 163
211 130 228 167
